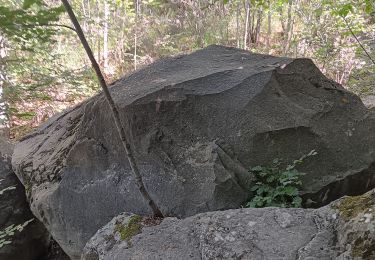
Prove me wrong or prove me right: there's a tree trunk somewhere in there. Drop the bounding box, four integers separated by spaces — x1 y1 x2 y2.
103 0 109 73
286 15 294 54
119 0 126 74
283 0 293 55
134 0 139 70
96 0 101 65
279 8 285 32
0 36 10 137
250 8 255 43
244 0 250 50
87 0 92 44
81 0 87 32
266 0 271 52
236 3 240 48
254 8 263 44
61 0 163 217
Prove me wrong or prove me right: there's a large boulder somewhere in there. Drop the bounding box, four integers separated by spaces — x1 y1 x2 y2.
82 189 375 260
0 137 49 260
12 45 375 258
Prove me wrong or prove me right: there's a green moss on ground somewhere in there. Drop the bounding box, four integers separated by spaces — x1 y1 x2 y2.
114 215 143 242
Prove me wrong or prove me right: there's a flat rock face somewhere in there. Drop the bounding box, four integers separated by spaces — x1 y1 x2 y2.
0 138 48 260
82 189 375 260
12 45 375 258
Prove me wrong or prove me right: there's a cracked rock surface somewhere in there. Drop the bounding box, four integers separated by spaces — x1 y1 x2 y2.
12 45 375 259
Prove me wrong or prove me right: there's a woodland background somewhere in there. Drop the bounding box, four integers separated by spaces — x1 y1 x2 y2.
0 0 374 139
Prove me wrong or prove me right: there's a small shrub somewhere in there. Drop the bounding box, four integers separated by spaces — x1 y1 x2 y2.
246 150 317 208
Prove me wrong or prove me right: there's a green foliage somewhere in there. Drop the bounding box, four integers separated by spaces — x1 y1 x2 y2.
0 1 65 46
114 215 142 242
0 0 374 139
246 150 318 208
0 0 99 138
364 0 375 14
337 3 354 17
0 179 33 248
328 0 374 17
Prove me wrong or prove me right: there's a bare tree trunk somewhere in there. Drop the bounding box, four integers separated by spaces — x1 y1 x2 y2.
61 0 163 217
134 0 139 70
266 0 271 52
244 0 250 50
0 36 10 137
96 0 101 65
279 6 286 33
254 8 263 44
119 0 126 74
87 0 92 44
286 15 294 53
236 3 240 48
283 0 293 55
81 0 87 32
250 9 255 43
103 0 109 73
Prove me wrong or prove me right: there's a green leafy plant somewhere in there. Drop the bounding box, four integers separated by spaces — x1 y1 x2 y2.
246 150 318 208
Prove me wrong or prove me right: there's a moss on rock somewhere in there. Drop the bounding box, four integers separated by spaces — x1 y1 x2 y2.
333 193 375 221
330 191 375 259
351 232 375 259
114 215 143 242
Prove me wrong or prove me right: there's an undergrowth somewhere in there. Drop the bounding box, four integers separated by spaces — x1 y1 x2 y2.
246 150 317 208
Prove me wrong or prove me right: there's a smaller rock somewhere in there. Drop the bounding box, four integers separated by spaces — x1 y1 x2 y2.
332 190 375 259
82 188 375 259
82 208 335 260
81 212 140 259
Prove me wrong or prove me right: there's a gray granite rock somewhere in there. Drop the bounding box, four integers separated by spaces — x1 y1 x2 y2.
81 207 335 260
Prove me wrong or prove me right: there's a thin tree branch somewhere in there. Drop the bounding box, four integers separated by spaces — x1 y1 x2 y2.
341 15 375 65
2 23 77 32
37 23 77 32
61 0 163 217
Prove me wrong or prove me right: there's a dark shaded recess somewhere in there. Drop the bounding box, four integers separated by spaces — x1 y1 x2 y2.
303 163 375 208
